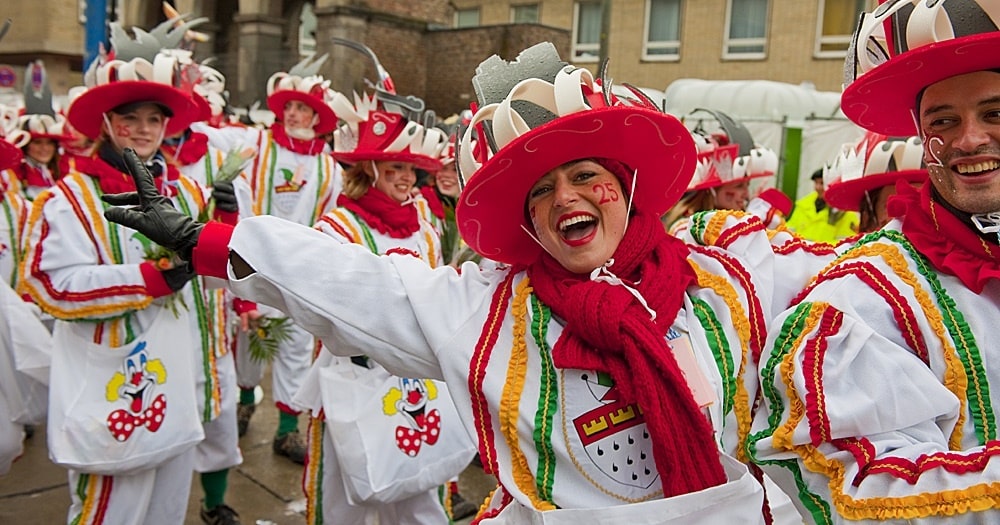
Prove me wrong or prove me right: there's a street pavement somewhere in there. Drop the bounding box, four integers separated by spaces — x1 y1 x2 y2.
0 373 495 524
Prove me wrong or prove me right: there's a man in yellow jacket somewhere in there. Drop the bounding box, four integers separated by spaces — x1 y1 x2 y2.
785 169 857 243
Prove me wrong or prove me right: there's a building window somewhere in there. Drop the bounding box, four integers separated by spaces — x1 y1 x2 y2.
724 0 768 59
572 2 602 62
455 8 481 28
815 0 871 57
298 2 317 57
512 4 540 23
643 0 681 61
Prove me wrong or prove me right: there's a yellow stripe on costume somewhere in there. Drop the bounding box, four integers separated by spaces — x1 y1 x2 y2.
689 260 753 461
499 278 555 510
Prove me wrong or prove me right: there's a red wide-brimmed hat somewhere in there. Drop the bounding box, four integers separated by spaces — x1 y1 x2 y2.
685 109 777 191
455 43 695 266
19 60 74 142
68 57 201 139
841 0 1000 135
330 91 446 171
266 54 338 135
68 18 206 140
0 104 29 171
824 132 927 212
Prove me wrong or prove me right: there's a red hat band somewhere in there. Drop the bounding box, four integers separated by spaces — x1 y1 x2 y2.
331 92 446 171
68 53 201 139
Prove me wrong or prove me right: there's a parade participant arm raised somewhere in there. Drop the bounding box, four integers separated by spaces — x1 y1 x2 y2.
106 43 787 523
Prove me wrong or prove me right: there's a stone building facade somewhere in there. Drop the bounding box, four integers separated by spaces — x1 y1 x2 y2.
0 0 868 119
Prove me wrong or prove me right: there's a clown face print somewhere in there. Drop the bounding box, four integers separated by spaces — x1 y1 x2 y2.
382 377 442 457
104 340 169 442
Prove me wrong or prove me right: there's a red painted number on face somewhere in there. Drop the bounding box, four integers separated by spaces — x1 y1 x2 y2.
114 124 132 138
594 182 620 204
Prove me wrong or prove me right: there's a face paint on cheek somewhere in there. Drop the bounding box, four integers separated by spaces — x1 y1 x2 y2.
114 124 132 138
922 131 946 168
593 182 620 204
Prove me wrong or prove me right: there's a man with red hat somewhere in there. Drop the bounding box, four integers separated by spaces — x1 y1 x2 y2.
748 1 1000 523
214 55 342 463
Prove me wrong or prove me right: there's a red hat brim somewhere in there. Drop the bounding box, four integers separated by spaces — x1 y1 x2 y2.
267 91 337 135
0 140 22 172
456 106 696 266
824 169 928 212
335 150 443 172
841 33 1000 136
68 81 200 139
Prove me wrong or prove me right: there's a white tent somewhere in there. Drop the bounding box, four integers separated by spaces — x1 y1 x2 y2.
662 78 867 199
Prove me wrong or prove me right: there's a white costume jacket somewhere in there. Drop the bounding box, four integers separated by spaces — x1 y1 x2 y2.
20 159 229 421
243 128 341 226
215 211 793 523
749 184 1000 524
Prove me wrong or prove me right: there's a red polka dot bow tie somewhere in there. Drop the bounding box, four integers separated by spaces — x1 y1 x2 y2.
394 409 442 457
106 394 167 441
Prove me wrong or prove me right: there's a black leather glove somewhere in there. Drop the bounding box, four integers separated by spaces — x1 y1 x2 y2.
161 265 196 292
211 181 238 213
103 148 205 261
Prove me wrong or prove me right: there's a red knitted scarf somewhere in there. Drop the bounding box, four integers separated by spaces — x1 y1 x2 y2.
162 131 209 167
85 154 182 198
272 124 327 156
526 211 727 497
336 188 419 238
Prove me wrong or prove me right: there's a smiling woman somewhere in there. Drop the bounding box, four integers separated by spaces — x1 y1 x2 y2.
104 41 806 523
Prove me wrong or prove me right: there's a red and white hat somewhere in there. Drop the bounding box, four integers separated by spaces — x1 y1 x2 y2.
19 60 73 143
68 19 205 140
329 91 447 171
456 42 696 266
0 104 30 171
193 63 228 124
823 132 927 212
685 110 778 192
842 0 1000 135
266 54 337 135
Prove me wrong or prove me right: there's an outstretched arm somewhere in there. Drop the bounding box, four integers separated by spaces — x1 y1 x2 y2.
103 148 207 262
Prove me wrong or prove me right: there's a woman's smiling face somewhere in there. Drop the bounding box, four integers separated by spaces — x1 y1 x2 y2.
526 159 629 274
